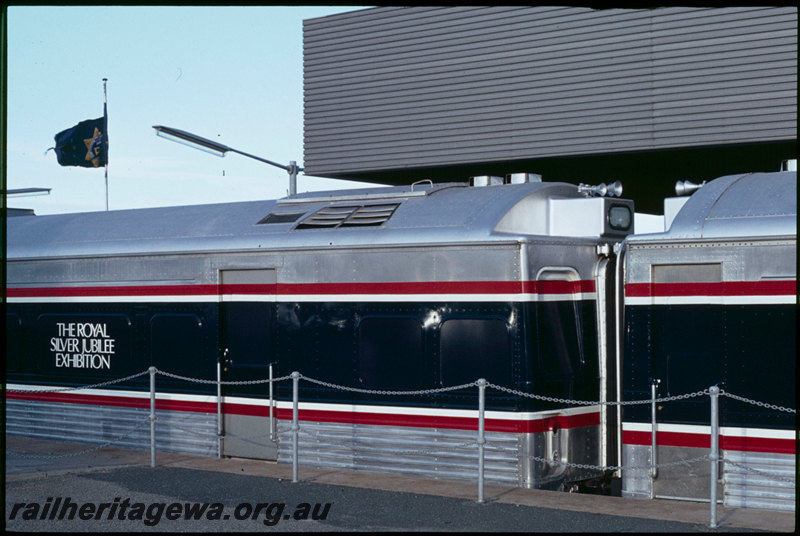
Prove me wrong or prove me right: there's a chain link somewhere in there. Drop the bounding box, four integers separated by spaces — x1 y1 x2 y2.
286 428 478 457
526 454 711 472
5 370 151 394
223 431 275 441
522 451 796 487
486 382 708 406
7 417 151 459
720 390 796 414
154 368 294 386
527 455 621 471
722 458 797 484
300 374 477 396
364 441 478 457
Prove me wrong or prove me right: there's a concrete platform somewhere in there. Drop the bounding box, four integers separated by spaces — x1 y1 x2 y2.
5 436 795 532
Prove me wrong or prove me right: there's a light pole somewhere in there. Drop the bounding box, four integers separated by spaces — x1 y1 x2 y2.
6 188 52 197
153 125 302 195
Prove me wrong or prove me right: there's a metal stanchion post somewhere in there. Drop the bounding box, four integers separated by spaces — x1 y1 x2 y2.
292 371 300 483
650 378 660 499
269 363 276 442
217 360 223 458
477 378 487 503
709 385 720 528
149 366 156 468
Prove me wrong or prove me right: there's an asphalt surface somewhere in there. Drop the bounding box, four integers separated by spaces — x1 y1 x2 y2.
5 437 795 532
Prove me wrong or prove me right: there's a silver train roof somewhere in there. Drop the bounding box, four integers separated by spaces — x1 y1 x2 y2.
7 180 592 259
633 171 796 242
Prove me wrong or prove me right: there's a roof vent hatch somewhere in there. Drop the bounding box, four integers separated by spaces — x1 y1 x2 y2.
296 203 400 229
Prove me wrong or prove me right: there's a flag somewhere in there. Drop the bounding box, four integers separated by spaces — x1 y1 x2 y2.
52 110 108 168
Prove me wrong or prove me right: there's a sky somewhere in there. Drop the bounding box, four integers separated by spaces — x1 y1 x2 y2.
5 5 373 215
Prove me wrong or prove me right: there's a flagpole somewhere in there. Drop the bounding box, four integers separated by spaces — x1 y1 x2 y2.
103 78 108 211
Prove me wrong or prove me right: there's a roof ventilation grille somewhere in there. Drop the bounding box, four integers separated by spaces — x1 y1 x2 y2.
257 212 305 225
296 203 399 229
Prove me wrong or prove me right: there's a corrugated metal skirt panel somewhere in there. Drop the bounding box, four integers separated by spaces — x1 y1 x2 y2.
724 451 796 512
276 420 522 486
8 398 601 490
6 399 217 458
621 442 796 512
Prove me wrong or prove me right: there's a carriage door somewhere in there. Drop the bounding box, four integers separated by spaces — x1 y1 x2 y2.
219 269 278 459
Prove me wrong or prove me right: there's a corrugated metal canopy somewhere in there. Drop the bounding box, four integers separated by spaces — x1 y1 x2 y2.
303 6 797 177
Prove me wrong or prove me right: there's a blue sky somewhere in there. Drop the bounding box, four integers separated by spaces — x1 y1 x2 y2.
5 6 372 215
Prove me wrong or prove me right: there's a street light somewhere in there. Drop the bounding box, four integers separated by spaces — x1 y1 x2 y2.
153 125 302 195
6 188 52 197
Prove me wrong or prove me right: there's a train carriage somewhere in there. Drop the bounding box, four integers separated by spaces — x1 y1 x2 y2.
619 171 797 511
6 177 632 490
8 167 795 510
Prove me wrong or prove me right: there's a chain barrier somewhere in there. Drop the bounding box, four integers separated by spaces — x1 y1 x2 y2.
153 367 287 444
525 453 710 472
719 390 796 414
11 367 793 410
286 428 479 457
300 375 477 395
487 382 709 406
722 458 797 485
154 368 294 386
9 367 795 490
164 421 224 438
7 417 151 459
5 370 150 394
222 431 275 441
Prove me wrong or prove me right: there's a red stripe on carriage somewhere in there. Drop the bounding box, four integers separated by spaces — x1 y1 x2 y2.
625 280 796 298
279 280 596 296
719 435 796 455
220 283 276 294
6 390 216 413
268 407 599 434
6 284 221 297
278 281 523 295
622 430 795 454
7 279 596 298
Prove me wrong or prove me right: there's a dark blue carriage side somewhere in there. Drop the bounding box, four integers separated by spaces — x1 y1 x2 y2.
5 301 220 393
623 304 796 429
270 299 600 411
6 297 600 413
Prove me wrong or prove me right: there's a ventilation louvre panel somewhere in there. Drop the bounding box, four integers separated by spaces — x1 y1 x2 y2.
257 212 306 225
296 204 399 229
